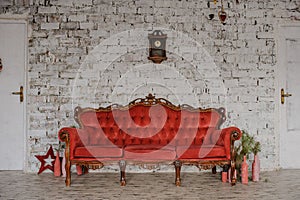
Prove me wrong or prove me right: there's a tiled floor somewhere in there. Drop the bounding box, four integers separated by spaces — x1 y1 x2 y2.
0 170 299 199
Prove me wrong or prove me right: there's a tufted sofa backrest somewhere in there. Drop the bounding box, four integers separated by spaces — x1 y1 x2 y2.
74 94 226 147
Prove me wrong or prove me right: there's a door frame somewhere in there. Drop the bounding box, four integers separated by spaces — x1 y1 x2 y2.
0 18 28 171
276 22 300 169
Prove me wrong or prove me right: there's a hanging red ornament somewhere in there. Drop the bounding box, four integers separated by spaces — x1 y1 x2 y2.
218 0 227 24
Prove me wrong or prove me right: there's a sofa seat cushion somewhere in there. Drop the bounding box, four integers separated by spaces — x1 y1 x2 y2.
124 144 176 160
177 145 226 159
74 146 123 158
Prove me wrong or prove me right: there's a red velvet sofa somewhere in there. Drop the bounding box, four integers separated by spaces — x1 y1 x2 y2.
59 94 242 186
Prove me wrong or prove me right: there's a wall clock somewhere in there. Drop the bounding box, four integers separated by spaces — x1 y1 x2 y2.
148 30 167 64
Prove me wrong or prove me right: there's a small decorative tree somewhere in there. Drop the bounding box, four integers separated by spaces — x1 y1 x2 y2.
234 130 261 180
253 141 261 156
235 131 254 166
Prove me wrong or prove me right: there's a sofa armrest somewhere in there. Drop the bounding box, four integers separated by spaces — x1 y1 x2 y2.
221 127 242 160
59 127 88 160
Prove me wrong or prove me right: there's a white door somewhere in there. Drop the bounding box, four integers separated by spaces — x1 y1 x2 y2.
278 25 300 169
0 20 26 170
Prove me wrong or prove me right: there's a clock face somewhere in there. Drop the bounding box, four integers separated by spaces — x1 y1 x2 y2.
154 40 161 48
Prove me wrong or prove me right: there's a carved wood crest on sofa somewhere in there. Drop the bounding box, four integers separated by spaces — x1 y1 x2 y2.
59 94 242 186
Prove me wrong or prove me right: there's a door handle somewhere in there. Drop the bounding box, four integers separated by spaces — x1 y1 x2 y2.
12 86 24 102
281 88 292 104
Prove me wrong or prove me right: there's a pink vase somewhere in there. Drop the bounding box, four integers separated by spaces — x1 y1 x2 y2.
252 154 260 182
54 151 61 177
222 172 227 182
241 155 248 184
61 150 66 177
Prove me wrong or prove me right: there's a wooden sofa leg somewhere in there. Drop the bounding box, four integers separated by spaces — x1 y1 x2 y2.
119 160 126 186
65 159 71 187
212 166 217 174
174 160 182 186
230 162 236 186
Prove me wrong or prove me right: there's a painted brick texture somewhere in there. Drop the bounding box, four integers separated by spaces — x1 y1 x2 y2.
0 0 299 172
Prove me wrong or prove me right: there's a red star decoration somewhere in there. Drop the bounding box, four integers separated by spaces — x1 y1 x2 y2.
35 145 55 174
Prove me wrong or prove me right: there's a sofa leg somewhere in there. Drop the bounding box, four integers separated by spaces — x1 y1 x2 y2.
65 159 71 187
230 162 236 186
223 164 229 172
174 160 182 186
212 166 217 174
119 160 126 186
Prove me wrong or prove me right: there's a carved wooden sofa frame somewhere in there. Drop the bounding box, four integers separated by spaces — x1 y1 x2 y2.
59 94 241 186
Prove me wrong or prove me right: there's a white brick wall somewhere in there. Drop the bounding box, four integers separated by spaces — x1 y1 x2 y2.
1 0 299 172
